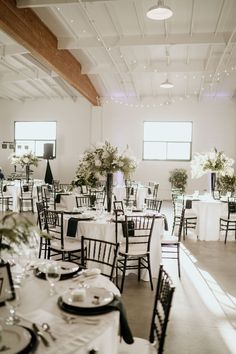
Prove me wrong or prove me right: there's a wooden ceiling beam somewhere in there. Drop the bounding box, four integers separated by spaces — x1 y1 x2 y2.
0 0 100 105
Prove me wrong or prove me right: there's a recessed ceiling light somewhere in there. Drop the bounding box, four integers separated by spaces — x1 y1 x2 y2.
146 0 173 20
160 79 174 89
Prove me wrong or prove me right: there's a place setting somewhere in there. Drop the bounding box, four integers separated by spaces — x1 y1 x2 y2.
0 323 38 354
57 280 134 345
34 260 82 282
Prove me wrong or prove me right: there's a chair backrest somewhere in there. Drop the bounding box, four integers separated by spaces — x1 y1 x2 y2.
0 181 5 195
75 195 91 208
81 236 119 280
52 179 60 191
171 188 183 200
45 209 64 249
172 197 184 218
153 183 159 198
58 183 72 192
228 197 236 218
149 265 175 354
20 181 34 197
89 189 106 206
36 185 43 202
212 190 221 200
36 201 46 230
145 198 162 213
42 184 56 209
176 207 185 241
122 215 155 253
81 185 89 194
113 200 124 215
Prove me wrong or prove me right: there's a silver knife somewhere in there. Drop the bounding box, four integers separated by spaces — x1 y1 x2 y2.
32 323 50 347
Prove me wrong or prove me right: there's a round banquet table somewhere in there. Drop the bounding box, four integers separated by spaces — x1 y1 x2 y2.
184 194 228 241
64 211 163 281
0 266 120 354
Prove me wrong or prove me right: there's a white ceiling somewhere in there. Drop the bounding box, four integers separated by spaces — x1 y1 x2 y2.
0 0 236 105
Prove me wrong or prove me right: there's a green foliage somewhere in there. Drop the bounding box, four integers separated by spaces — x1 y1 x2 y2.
217 174 236 194
169 168 188 192
0 212 48 254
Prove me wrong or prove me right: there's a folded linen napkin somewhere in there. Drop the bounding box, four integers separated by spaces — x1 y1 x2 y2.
185 199 192 209
121 220 135 237
3 185 7 192
23 185 29 192
162 214 168 231
58 295 134 344
67 217 79 237
106 295 134 344
55 193 61 203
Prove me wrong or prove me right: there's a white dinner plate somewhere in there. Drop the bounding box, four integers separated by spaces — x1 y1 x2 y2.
0 325 32 354
62 287 114 308
38 261 79 275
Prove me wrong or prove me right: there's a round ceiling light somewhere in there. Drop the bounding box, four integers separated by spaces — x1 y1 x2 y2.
160 79 174 89
146 1 173 20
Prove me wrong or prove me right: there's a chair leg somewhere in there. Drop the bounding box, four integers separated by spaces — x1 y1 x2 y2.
138 258 141 281
177 244 181 278
120 257 127 293
147 254 153 290
171 218 176 235
224 223 229 244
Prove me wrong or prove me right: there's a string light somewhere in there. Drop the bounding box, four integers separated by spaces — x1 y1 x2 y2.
102 89 233 108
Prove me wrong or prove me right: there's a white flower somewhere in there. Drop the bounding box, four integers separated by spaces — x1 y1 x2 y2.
72 141 138 187
191 148 234 179
94 159 102 167
23 157 29 164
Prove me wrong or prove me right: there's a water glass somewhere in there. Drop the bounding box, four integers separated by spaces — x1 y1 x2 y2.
45 263 61 296
4 285 21 325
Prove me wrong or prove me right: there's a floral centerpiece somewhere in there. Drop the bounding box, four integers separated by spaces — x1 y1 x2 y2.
72 141 138 211
10 152 40 182
191 148 234 192
169 168 188 193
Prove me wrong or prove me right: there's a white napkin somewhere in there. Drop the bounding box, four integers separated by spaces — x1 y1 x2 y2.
83 268 101 277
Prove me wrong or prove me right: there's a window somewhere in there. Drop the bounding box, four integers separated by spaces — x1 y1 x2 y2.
143 121 192 161
14 121 56 157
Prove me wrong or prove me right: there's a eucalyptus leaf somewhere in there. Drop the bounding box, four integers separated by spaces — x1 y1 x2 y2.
0 212 50 255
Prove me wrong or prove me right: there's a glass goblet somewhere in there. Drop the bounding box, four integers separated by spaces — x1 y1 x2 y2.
45 263 61 296
4 285 21 325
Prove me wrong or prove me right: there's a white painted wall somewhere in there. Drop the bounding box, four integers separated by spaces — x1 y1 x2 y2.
0 97 236 200
0 97 92 183
99 98 236 199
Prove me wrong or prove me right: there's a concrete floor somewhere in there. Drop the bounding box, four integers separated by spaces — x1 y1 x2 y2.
121 201 236 354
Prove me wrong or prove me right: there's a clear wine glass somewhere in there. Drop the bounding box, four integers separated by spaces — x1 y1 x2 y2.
4 285 21 325
45 263 61 296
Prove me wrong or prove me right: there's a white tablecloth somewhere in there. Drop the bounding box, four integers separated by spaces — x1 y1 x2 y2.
0 269 120 354
186 195 228 241
64 212 163 280
56 193 77 211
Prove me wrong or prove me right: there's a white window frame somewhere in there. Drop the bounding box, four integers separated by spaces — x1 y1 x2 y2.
14 121 57 158
143 121 192 161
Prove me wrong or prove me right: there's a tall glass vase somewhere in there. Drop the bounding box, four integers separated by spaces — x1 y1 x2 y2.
25 164 30 183
106 172 113 213
208 172 217 193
